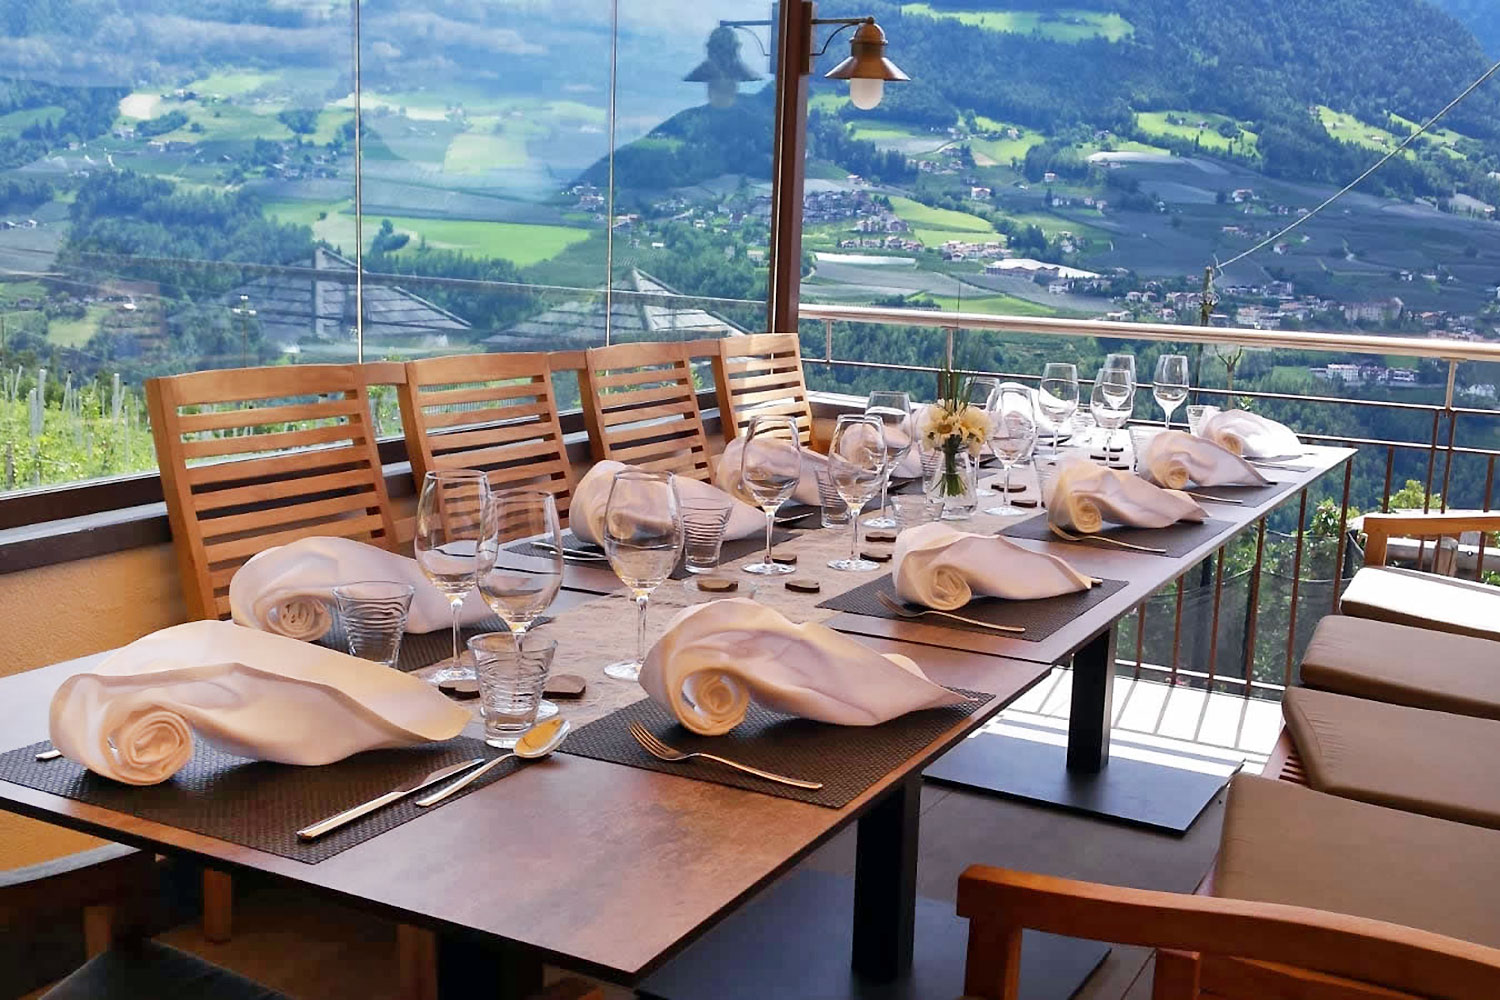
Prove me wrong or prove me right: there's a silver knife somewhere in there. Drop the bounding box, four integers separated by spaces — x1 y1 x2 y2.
296 757 487 841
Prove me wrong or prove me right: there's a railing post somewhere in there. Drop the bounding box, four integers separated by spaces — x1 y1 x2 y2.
944 326 956 371
1284 488 1308 686
823 319 834 368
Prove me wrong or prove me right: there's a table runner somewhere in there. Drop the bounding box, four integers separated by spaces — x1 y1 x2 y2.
814 575 1128 642
506 529 795 580
999 513 1236 558
0 737 519 864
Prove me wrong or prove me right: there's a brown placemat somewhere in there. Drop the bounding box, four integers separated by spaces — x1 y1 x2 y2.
560 689 990 809
507 529 793 579
814 575 1128 643
999 514 1236 558
0 737 520 864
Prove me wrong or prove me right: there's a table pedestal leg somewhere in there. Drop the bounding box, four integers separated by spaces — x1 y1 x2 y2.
851 774 920 981
1066 628 1116 773
437 934 542 1000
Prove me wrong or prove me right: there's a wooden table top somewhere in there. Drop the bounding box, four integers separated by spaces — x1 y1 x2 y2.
0 618 1049 983
828 444 1355 665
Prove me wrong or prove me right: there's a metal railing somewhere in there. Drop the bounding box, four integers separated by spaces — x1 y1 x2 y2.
797 302 1500 702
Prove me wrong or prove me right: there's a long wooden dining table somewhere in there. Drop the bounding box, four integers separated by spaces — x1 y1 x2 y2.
0 443 1353 1000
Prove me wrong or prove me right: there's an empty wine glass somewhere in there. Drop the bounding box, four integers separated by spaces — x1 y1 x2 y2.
1038 362 1079 455
1090 369 1134 456
1103 353 1137 429
477 489 563 719
984 387 1037 516
864 390 913 529
1154 354 1190 427
601 470 682 682
968 377 1000 495
827 414 887 572
414 469 494 683
740 414 802 576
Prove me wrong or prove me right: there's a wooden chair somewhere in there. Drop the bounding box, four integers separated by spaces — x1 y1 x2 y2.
1340 511 1500 640
578 341 713 481
958 864 1500 1000
145 364 399 622
397 352 575 533
711 333 815 448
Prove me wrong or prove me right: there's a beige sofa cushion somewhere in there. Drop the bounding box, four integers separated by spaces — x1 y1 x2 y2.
1284 687 1500 829
1340 566 1500 641
1301 615 1500 721
1215 774 1500 948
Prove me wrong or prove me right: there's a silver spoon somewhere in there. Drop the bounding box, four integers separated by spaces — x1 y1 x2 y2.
415 717 571 807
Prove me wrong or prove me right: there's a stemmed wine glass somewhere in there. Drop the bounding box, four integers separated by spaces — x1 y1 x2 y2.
1038 362 1079 455
477 489 563 719
601 470 682 682
984 386 1037 516
826 414 887 572
414 469 494 683
1090 368 1134 457
968 377 1000 496
1153 354 1190 427
864 390 913 529
740 414 802 576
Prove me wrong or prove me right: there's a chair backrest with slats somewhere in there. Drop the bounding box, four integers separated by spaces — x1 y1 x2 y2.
146 364 398 621
712 333 814 447
579 341 713 481
398 352 575 533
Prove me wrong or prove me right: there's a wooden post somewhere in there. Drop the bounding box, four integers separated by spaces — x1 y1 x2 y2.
767 0 814 335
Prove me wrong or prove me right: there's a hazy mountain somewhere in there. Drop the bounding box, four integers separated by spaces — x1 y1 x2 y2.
1429 0 1500 57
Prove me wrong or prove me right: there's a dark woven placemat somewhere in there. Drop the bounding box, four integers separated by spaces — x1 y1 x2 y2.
0 737 520 864
560 690 989 809
1000 514 1236 558
506 529 793 579
814 575 1127 643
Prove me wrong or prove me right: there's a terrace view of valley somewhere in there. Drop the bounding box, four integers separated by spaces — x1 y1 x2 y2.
6 0 1500 511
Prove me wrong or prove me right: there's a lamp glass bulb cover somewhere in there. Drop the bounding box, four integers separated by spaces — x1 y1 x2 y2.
848 77 884 110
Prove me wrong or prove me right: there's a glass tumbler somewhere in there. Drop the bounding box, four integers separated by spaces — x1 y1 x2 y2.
1187 404 1211 436
332 581 415 669
817 470 851 528
469 633 556 748
681 498 733 574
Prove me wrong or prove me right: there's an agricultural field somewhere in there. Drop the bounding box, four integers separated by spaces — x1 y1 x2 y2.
900 4 1134 43
969 117 1046 164
1317 106 1471 161
47 306 113 348
1135 110 1259 156
889 195 1001 249
907 292 1066 316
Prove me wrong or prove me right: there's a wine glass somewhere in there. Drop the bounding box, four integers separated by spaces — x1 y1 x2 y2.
984 387 1037 516
414 469 493 683
1103 353 1137 428
1038 362 1079 455
1153 354 1190 427
968 377 1000 496
1090 369 1134 457
740 414 802 575
864 390 913 529
477 489 563 719
601 470 682 682
826 414 887 572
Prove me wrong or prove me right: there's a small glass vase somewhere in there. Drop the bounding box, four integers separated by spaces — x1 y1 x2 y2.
924 439 978 520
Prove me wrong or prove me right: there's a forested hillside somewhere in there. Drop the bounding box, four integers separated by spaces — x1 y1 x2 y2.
1431 0 1500 57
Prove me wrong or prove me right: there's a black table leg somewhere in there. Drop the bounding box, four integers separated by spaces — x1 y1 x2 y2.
437 934 543 1000
1065 627 1116 773
851 773 921 981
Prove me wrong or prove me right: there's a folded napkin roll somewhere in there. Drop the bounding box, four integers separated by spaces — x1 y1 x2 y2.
571 460 764 545
716 437 828 507
1046 459 1205 533
1198 409 1301 459
229 536 490 641
892 522 1092 610
1140 430 1267 490
49 620 470 785
639 599 966 735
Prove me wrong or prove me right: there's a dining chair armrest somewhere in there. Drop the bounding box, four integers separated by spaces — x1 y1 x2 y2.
956 865 1500 1000
1361 511 1500 567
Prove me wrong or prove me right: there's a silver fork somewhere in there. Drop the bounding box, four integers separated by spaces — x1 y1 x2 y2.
627 722 823 790
1185 491 1243 505
1049 523 1167 554
875 591 1025 634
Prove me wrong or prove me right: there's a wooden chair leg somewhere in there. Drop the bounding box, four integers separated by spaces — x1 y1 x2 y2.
202 869 232 943
962 917 1023 1000
1152 949 1202 1000
397 923 438 1000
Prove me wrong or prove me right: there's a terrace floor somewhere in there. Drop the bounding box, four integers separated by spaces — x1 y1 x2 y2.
21 671 1263 1000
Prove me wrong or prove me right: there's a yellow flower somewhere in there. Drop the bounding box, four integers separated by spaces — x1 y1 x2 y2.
958 405 992 444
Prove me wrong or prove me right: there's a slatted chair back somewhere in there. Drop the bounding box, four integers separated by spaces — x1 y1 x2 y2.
146 364 398 621
1361 510 1499 579
398 352 574 537
712 333 814 447
579 341 713 480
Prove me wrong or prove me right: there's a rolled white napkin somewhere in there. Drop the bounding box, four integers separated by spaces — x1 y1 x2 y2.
1199 409 1301 459
1046 459 1205 533
716 437 828 507
229 536 490 641
1140 430 1267 490
892 522 1092 610
570 460 764 546
639 598 966 735
49 620 470 785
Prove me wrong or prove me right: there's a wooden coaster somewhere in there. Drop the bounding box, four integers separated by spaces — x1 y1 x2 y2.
865 530 898 544
438 678 480 700
785 578 821 593
1012 498 1039 508
861 550 893 562
695 576 738 592
544 674 587 699
1003 481 1027 493
771 551 798 566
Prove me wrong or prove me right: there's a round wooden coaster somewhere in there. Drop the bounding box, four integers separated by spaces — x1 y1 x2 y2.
1012 498 1039 508
543 674 587 699
438 678 480 699
861 550 893 562
785 578 822 593
1003 481 1027 493
865 530 898 544
771 551 798 566
695 576 738 592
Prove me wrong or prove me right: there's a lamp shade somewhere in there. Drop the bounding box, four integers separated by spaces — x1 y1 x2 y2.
685 26 763 107
823 19 909 84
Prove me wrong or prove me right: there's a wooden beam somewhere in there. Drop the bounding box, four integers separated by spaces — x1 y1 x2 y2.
767 0 814 336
